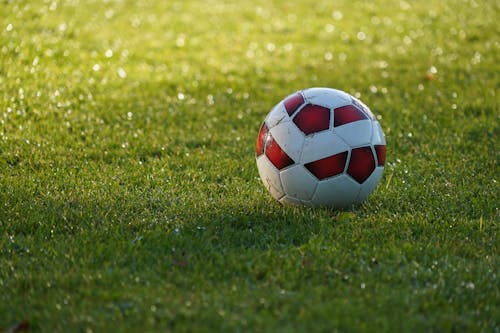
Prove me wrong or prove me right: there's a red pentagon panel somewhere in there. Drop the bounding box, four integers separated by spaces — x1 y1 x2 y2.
347 146 375 183
375 145 386 166
283 93 305 116
255 123 269 156
334 105 367 127
305 151 348 180
265 135 294 170
293 104 331 135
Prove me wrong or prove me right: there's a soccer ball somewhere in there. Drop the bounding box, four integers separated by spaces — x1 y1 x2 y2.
255 87 386 208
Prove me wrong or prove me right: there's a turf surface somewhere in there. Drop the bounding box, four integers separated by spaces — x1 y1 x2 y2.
0 0 498 332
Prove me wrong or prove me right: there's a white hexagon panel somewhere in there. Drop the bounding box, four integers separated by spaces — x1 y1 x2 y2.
280 165 318 201
301 131 350 165
279 195 312 207
334 120 373 148
371 121 386 146
256 155 285 200
357 166 384 202
265 102 291 129
269 121 305 163
311 175 361 208
302 88 351 109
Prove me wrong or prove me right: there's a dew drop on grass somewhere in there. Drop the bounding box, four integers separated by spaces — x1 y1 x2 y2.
324 24 335 33
105 9 114 19
371 16 381 25
332 11 343 21
117 67 127 78
176 35 186 47
131 17 141 28
400 1 411 10
207 94 215 105
396 46 406 54
6 23 13 32
465 282 475 290
471 52 481 65
246 49 255 58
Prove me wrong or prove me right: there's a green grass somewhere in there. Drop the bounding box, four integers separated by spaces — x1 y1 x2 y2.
0 0 498 332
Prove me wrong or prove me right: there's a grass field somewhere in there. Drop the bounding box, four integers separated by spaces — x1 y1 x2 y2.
0 0 498 332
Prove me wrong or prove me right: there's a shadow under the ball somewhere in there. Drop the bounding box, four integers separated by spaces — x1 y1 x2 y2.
128 200 338 286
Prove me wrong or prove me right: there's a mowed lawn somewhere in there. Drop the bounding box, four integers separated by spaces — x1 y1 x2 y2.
0 0 498 332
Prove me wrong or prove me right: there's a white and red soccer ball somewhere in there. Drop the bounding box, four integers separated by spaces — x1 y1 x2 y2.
255 87 386 208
